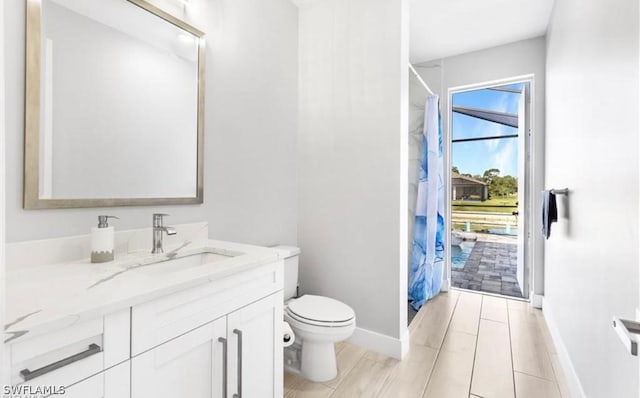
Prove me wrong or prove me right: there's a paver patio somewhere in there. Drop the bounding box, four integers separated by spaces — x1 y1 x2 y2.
451 233 523 298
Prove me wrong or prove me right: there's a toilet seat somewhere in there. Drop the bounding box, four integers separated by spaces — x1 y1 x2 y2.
286 295 355 327
286 309 355 328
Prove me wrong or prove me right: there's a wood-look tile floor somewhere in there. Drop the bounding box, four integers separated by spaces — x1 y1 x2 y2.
284 290 572 398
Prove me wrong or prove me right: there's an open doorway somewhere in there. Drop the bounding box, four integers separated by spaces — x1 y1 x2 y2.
448 79 531 299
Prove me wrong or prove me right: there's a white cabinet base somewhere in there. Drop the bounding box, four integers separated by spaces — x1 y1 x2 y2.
62 361 130 398
227 292 283 398
132 292 283 398
132 318 227 398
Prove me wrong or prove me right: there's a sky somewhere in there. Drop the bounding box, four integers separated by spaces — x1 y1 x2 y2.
451 84 524 177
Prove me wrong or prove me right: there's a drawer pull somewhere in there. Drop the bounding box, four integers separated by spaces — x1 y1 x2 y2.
233 329 243 398
20 343 102 381
218 337 228 397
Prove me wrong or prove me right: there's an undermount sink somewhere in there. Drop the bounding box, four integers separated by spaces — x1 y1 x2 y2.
164 252 234 267
132 250 242 275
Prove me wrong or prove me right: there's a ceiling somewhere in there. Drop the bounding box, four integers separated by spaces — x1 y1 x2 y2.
410 0 555 64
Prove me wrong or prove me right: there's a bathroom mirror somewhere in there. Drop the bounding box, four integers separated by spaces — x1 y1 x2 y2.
24 0 205 209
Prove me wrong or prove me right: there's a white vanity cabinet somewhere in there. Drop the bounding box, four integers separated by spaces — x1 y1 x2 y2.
60 361 130 398
6 238 284 398
7 309 130 393
131 317 227 398
226 292 283 398
131 292 282 398
129 259 284 398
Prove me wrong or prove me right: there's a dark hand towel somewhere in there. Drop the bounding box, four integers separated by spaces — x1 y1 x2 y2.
542 190 558 239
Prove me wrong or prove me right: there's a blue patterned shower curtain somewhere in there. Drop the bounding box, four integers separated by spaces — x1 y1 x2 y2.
408 95 445 310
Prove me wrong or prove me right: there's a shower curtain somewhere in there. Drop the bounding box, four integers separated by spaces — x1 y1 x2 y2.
408 95 445 310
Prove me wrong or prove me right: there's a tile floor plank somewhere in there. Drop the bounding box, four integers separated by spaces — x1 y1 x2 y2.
284 372 335 398
549 353 573 398
422 331 477 398
481 295 508 323
322 342 368 389
449 292 482 335
411 291 460 349
507 299 529 311
409 303 426 331
509 308 556 381
363 350 399 366
376 344 438 398
285 371 300 390
470 319 515 398
535 310 557 355
441 329 478 354
330 357 395 398
514 371 561 398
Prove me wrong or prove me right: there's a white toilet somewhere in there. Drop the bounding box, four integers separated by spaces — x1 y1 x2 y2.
274 246 356 382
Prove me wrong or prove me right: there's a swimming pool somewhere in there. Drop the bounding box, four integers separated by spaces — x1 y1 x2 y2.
451 241 475 269
487 228 517 236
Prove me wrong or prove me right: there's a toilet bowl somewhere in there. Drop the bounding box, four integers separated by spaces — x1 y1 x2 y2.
284 295 356 381
273 246 356 382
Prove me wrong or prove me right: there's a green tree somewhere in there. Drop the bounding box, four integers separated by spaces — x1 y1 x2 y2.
482 168 500 184
481 168 518 198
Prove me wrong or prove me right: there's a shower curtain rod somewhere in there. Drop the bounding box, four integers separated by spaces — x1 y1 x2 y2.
409 64 435 96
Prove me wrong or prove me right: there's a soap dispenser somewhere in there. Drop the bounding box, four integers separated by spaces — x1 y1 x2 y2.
91 215 119 263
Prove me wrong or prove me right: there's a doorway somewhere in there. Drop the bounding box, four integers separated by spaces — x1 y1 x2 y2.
447 79 532 299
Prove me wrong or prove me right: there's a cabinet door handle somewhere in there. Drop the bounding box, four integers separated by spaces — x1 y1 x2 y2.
20 343 102 381
218 337 228 397
233 329 243 398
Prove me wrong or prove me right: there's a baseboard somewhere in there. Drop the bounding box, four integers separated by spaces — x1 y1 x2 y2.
347 327 410 360
531 293 544 309
542 298 587 398
441 278 451 292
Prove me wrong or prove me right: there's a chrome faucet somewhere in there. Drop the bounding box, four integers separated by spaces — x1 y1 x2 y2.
152 213 177 254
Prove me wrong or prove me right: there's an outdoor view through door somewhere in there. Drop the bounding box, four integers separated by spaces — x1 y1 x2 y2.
450 82 529 299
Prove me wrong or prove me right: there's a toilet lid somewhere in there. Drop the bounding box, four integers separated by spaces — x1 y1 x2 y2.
287 295 355 323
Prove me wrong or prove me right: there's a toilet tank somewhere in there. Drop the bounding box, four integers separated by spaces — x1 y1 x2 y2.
271 245 301 300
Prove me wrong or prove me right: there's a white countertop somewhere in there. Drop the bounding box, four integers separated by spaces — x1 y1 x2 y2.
5 239 284 344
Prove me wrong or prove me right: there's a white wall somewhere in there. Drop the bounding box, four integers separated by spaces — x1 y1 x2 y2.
415 37 546 298
4 0 298 246
544 0 639 396
297 0 409 357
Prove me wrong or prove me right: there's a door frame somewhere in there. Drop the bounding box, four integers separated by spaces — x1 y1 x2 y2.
0 0 7 384
444 74 536 300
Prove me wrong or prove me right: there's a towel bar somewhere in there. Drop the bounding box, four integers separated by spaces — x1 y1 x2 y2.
549 188 569 195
